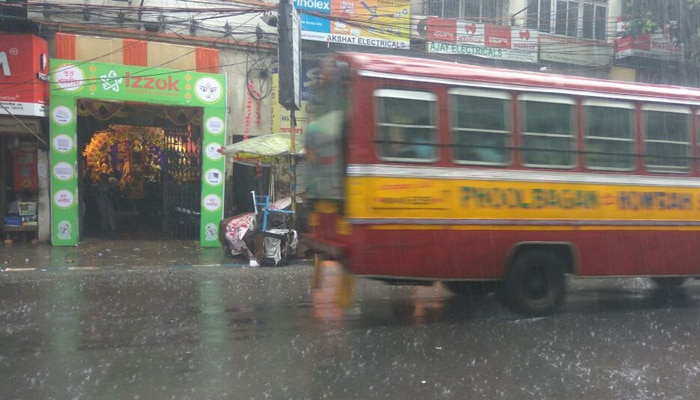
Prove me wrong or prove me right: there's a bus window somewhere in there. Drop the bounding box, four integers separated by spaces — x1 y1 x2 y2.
583 100 635 171
449 88 511 165
643 104 690 173
520 94 575 168
374 89 438 162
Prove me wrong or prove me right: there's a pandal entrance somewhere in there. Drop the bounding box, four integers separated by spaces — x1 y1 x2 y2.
80 123 202 240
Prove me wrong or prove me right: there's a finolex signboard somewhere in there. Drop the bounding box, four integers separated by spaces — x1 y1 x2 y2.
49 59 227 247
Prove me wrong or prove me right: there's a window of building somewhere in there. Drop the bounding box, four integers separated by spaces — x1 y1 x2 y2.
527 0 551 34
449 88 511 165
375 89 438 162
425 0 502 22
583 99 635 171
527 0 607 40
520 94 575 168
582 3 606 39
643 104 690 173
555 1 578 37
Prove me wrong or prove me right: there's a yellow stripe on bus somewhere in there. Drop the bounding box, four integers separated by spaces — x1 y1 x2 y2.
346 176 700 222
366 224 700 231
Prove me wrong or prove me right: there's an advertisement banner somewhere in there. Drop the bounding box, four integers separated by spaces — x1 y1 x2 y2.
295 0 410 49
0 34 48 117
425 17 538 63
12 147 38 192
272 60 321 134
540 34 613 66
615 33 684 62
49 59 227 247
272 72 307 135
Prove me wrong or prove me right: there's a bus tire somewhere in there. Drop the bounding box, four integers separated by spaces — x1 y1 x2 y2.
505 250 566 317
650 277 686 288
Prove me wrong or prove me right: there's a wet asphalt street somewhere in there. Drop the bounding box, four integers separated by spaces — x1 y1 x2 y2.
2 241 700 399
1 239 243 270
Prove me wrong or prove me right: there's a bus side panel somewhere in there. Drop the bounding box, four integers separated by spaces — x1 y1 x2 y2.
575 229 700 277
345 226 700 280
343 173 700 280
348 225 507 280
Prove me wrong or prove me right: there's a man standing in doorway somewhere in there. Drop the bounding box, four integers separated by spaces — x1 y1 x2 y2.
96 173 119 237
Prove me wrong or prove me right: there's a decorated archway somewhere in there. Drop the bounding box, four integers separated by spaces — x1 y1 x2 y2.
49 60 227 247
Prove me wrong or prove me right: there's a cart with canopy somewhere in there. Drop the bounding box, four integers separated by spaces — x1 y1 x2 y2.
219 133 305 265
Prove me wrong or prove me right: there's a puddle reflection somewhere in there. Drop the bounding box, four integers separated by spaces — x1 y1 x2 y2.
312 261 347 323
312 261 480 326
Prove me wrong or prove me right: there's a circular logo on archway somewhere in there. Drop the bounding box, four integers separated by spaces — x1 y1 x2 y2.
52 106 73 125
53 134 73 153
54 189 75 208
57 221 72 240
202 194 222 212
205 143 222 160
54 65 85 92
53 162 74 181
205 169 223 186
194 77 223 104
206 116 224 135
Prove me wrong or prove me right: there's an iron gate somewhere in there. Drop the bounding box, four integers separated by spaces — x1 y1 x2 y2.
162 126 202 239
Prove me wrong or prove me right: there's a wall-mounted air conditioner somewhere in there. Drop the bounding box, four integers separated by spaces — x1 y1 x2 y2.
411 15 428 39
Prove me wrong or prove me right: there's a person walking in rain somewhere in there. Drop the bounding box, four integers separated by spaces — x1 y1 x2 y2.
96 173 120 236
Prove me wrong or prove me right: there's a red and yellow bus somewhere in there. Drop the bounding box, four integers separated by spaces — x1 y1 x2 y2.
303 52 700 316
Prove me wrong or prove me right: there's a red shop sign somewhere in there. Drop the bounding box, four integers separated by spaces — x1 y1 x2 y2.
0 34 49 117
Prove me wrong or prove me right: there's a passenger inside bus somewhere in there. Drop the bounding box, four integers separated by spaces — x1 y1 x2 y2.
383 119 435 160
386 127 436 159
414 137 433 158
455 134 506 164
407 120 435 159
386 126 416 158
474 135 505 163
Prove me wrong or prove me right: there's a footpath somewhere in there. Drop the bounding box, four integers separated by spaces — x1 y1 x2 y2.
1 238 310 270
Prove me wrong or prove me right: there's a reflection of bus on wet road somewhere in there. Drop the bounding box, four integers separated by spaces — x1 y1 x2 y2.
302 52 700 317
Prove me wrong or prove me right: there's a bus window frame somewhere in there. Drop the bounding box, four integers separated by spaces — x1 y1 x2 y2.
641 103 691 174
581 98 636 172
518 93 577 169
448 88 512 167
373 88 439 164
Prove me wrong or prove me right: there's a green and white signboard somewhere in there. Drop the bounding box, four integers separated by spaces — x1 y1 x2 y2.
49 60 227 247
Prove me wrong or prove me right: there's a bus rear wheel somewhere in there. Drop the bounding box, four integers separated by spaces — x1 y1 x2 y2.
650 277 686 288
505 250 566 317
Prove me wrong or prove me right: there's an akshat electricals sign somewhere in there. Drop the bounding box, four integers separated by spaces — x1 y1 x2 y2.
0 34 48 117
295 0 411 50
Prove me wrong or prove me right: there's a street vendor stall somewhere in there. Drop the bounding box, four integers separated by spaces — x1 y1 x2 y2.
220 132 305 204
220 133 304 167
219 133 305 266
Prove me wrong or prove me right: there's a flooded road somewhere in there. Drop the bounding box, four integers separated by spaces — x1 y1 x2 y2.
1 263 699 399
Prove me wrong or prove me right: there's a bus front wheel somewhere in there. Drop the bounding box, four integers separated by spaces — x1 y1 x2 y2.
505 250 566 317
